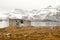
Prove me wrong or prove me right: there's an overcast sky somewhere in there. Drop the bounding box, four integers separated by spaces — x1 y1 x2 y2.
0 0 60 28
0 0 60 12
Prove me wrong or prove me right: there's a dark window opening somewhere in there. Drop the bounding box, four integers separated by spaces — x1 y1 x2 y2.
16 21 17 22
21 20 23 24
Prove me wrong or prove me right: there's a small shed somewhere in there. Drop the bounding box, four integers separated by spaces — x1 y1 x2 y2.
9 18 31 27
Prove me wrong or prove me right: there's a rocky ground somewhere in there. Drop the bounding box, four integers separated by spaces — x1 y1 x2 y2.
0 26 60 40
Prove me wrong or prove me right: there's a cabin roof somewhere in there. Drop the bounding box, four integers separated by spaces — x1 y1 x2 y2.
9 18 31 21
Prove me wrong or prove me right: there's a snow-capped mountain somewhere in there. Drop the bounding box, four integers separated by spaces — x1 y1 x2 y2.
2 5 60 22
28 6 60 22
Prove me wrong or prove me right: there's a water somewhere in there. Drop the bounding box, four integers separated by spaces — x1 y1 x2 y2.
0 20 9 28
31 22 60 26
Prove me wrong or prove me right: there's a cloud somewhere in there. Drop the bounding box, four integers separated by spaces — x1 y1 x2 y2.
0 0 60 10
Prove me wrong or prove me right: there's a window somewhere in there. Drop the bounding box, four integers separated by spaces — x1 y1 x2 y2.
16 20 17 22
21 20 23 24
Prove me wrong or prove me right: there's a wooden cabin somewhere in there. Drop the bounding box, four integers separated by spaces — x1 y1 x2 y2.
9 19 31 27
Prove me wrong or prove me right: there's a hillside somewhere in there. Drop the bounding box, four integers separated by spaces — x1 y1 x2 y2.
0 26 60 40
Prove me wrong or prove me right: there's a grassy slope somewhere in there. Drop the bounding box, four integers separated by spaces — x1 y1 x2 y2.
0 26 60 40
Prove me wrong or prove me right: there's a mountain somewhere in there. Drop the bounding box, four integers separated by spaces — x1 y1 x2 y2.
29 6 60 22
8 7 60 22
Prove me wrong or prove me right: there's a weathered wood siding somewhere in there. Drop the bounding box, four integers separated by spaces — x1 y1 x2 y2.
9 19 31 27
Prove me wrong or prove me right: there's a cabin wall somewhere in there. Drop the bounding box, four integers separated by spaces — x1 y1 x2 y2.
19 20 31 26
9 19 20 27
9 19 31 27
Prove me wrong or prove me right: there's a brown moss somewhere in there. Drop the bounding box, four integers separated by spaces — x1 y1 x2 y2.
0 26 59 40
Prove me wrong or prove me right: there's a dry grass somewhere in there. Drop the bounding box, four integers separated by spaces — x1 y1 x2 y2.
0 26 60 40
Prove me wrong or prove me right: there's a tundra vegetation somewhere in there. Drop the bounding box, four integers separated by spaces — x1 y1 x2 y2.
0 26 60 40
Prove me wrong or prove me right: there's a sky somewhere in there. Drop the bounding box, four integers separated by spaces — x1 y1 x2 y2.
0 0 60 11
0 0 60 28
